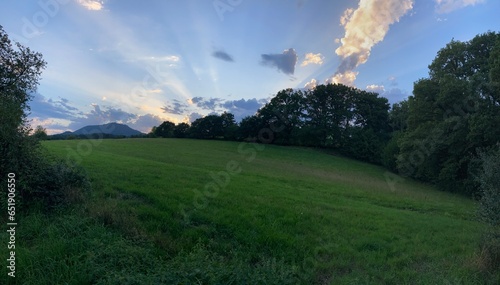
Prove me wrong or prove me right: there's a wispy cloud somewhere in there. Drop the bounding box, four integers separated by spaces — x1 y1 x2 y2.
301 53 324 66
435 0 485 14
328 0 414 86
212 50 234 62
77 0 104 11
261 48 298 75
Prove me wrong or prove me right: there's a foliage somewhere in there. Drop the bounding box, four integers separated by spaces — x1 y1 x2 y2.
0 26 90 211
173 122 190 138
257 88 306 145
474 145 500 271
150 112 238 140
476 145 500 227
31 158 91 209
32 125 48 140
234 84 391 163
396 31 500 195
152 120 175 138
190 114 225 139
1 25 46 208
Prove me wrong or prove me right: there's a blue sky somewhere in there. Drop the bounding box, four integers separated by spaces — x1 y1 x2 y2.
1 0 499 134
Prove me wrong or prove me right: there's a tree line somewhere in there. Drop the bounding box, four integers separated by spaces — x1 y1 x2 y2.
152 31 500 199
152 85 390 165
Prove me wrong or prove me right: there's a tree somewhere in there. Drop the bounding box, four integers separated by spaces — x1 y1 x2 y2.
153 121 175 138
190 115 222 139
304 84 354 148
388 100 409 132
1 26 90 210
220 111 238 140
174 122 190 138
257 88 305 145
397 31 500 194
238 115 264 141
187 112 238 140
1 25 46 198
341 89 390 163
32 125 48 140
382 101 409 171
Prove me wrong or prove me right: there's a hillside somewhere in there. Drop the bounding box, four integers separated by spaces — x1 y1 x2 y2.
52 122 143 138
12 139 494 284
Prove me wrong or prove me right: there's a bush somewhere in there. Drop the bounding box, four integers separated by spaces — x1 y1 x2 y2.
30 158 92 210
476 145 500 227
475 144 500 270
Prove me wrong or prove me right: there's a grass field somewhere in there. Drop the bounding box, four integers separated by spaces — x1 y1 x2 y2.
2 138 498 284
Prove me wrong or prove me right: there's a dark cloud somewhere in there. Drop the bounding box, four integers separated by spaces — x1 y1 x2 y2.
191 97 203 104
161 99 189 115
129 114 164 133
222 98 267 121
221 98 263 111
212 50 234 62
188 112 203 123
192 97 224 111
336 53 361 75
30 93 82 120
184 97 267 122
261 48 298 75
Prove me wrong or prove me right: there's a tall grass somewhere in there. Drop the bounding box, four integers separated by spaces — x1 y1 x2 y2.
1 138 496 284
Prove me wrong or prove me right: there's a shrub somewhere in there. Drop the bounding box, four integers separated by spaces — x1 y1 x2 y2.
475 144 500 270
30 158 92 210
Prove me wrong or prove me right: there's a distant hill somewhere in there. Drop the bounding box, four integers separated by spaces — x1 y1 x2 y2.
51 122 144 139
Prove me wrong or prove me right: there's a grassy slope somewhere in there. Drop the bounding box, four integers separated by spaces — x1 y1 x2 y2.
2 138 496 284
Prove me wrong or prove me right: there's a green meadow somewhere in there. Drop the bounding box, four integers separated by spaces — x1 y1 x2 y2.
2 138 497 284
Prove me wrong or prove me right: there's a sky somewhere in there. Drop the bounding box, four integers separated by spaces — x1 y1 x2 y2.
1 0 499 134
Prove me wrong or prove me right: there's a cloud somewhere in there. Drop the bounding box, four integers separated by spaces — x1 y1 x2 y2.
435 0 485 14
221 98 267 121
191 97 224 111
138 55 180 63
68 104 137 130
30 93 82 120
382 87 410 103
366 84 385 93
129 114 164 133
161 99 190 115
330 0 414 85
304 78 318 90
28 93 170 134
301 53 324 66
77 0 104 11
188 112 203 123
186 97 267 122
326 71 358 86
261 48 298 75
212 50 234 62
